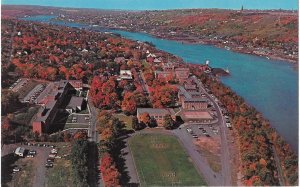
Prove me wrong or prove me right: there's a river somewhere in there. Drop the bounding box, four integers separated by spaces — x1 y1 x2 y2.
22 15 298 152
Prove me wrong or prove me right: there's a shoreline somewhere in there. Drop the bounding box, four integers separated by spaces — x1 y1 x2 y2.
141 30 298 65
102 25 297 65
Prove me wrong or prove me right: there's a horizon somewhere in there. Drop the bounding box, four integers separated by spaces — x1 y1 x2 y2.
2 0 298 10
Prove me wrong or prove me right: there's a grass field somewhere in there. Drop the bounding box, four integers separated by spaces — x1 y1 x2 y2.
46 143 73 187
113 114 133 130
129 134 206 186
2 155 34 187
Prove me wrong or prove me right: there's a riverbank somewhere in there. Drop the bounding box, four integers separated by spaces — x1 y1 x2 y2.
122 28 298 64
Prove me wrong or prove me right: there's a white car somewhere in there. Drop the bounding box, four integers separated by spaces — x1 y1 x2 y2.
49 154 56 158
13 167 20 172
50 149 58 154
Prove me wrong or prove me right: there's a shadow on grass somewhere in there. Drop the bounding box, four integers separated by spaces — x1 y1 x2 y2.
1 153 20 186
87 142 100 187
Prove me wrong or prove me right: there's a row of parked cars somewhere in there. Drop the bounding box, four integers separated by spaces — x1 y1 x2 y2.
186 128 199 138
21 142 56 148
46 148 59 168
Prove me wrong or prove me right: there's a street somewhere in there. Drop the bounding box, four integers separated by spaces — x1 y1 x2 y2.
191 76 232 186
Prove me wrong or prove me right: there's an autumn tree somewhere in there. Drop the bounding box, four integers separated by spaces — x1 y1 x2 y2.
151 84 178 108
139 112 150 126
100 153 120 187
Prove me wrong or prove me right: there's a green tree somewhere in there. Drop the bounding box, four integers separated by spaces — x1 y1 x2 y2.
132 116 144 130
163 114 175 130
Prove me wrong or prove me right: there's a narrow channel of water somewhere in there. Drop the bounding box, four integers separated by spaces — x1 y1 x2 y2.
22 15 298 152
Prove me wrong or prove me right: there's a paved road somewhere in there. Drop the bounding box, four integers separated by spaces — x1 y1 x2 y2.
172 127 222 186
138 71 150 95
191 76 232 186
87 97 103 187
87 98 99 143
122 135 140 185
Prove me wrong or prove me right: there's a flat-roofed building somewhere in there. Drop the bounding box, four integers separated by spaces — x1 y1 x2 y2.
66 96 84 113
154 71 173 79
182 98 208 110
31 80 75 134
183 111 213 123
137 108 176 126
175 68 190 82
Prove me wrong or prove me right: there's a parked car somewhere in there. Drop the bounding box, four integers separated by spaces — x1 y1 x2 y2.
49 154 56 158
26 154 34 158
51 149 58 154
47 158 54 163
45 163 53 168
29 150 36 155
13 167 20 172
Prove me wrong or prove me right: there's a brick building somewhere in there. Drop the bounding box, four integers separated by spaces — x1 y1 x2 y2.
137 108 176 127
32 80 75 134
175 68 190 82
182 98 208 110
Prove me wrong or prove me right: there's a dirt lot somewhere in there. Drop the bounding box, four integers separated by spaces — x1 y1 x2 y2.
1 142 67 187
194 136 222 173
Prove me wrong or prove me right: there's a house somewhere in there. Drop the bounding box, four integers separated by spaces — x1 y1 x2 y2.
146 53 156 63
153 58 162 63
66 96 84 113
15 147 25 157
162 62 176 72
137 108 176 126
118 70 133 80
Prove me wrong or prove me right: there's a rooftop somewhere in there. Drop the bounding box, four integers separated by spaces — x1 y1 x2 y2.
183 111 213 119
137 108 175 116
67 96 84 108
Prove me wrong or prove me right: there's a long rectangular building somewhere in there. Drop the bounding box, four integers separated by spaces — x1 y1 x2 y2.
32 80 74 134
137 108 176 127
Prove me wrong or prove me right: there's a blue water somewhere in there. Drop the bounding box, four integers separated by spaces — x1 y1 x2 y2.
22 15 298 152
3 0 298 10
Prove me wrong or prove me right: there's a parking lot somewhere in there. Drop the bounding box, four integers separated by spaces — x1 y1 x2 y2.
2 143 63 187
183 123 220 139
67 113 90 124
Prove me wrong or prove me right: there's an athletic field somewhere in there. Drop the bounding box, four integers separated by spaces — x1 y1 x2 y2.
128 134 206 186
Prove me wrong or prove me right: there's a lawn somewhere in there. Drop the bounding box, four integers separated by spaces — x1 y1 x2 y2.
12 106 40 126
129 134 206 186
2 155 34 187
64 123 89 129
113 114 133 130
45 143 73 187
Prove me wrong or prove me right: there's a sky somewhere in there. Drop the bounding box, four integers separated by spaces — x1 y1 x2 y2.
2 0 298 10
